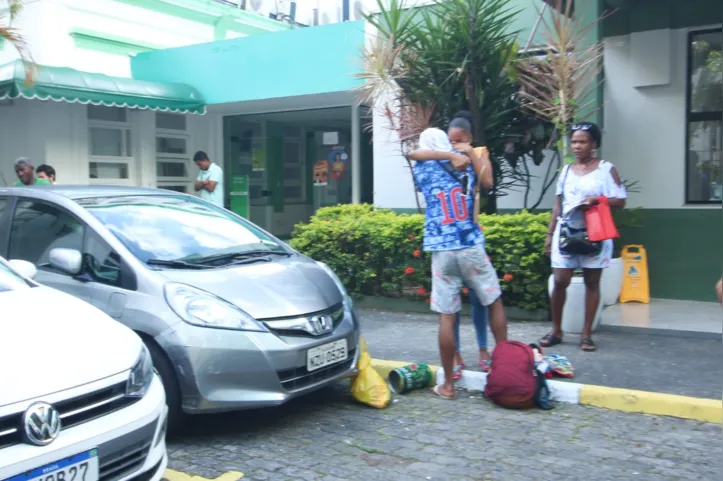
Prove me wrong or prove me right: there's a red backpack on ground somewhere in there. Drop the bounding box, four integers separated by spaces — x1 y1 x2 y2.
484 340 537 409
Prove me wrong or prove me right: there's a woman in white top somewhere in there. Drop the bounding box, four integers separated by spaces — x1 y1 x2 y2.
540 122 627 352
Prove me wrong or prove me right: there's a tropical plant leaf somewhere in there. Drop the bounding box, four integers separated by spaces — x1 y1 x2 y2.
1 1 36 84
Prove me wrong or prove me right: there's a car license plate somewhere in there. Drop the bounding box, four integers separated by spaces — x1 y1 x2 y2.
307 339 348 372
5 449 99 481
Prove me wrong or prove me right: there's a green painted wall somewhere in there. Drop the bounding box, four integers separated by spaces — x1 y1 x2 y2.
578 0 604 127
619 209 722 302
603 0 721 37
131 20 366 104
402 0 557 47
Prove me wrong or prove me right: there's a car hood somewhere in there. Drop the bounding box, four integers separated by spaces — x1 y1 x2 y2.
0 287 141 407
158 255 343 319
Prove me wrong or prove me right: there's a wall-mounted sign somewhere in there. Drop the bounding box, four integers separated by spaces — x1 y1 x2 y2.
329 147 349 180
252 148 266 171
313 160 329 186
323 132 339 145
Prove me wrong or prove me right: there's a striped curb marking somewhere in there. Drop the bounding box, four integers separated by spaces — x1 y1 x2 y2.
371 358 722 424
164 470 244 481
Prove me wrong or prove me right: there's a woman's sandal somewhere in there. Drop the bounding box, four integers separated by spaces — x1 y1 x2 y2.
581 337 597 352
478 359 491 373
539 332 563 348
452 363 465 380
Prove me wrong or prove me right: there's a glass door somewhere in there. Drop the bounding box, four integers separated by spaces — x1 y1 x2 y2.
224 117 270 230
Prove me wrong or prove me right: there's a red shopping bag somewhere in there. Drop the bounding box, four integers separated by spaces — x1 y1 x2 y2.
585 196 619 242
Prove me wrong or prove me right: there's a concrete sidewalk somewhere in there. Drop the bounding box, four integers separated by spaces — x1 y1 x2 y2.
360 310 723 400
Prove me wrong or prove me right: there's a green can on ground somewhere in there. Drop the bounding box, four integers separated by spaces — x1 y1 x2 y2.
388 363 433 394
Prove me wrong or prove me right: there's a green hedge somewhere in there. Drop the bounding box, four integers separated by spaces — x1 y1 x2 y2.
290 205 552 311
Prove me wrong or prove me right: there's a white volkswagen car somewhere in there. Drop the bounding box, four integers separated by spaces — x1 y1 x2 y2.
0 257 168 481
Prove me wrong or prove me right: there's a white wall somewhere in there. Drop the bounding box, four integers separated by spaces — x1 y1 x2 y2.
371 90 421 210
0 99 217 191
603 26 721 209
0 0 219 77
0 0 225 195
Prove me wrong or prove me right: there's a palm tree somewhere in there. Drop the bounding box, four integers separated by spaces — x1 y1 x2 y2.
356 0 523 213
1 0 35 82
515 0 608 162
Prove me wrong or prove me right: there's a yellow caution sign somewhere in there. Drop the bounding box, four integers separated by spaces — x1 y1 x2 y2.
620 245 650 304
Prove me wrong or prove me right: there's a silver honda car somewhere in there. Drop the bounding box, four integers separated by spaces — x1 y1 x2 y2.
0 186 360 432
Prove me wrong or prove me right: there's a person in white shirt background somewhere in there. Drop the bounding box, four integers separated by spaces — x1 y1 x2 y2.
194 150 224 208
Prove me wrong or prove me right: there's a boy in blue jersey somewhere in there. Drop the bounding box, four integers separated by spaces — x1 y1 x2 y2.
409 116 508 399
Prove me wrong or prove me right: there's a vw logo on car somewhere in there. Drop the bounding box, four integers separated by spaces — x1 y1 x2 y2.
22 402 62 446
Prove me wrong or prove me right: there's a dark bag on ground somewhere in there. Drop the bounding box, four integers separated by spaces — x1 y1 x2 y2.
484 341 554 410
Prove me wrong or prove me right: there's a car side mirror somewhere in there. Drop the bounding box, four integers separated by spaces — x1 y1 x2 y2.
49 248 83 275
8 259 37 280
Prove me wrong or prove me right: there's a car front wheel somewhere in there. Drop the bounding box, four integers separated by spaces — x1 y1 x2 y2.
145 340 187 437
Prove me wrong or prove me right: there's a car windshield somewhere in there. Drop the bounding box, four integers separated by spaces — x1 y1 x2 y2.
78 195 286 264
0 260 32 292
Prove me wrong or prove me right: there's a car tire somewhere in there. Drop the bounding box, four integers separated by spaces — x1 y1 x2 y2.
145 340 187 437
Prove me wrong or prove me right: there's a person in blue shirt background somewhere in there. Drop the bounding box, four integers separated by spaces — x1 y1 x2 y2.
409 112 508 399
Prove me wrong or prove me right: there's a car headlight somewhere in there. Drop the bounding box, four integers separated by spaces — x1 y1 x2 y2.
164 282 267 332
126 345 154 398
316 262 353 309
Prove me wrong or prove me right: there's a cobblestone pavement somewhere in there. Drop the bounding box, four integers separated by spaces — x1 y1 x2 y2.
360 310 723 399
168 382 721 481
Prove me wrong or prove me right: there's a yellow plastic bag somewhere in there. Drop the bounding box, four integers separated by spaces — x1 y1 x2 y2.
351 337 391 409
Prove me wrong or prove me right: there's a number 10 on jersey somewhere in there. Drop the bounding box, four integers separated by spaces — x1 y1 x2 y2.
435 187 469 225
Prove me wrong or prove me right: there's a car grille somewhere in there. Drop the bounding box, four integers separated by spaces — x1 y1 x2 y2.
98 421 156 481
277 347 357 391
0 381 138 449
263 304 346 337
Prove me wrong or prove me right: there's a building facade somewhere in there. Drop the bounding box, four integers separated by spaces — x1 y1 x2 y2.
0 0 290 195
371 0 722 302
0 0 720 301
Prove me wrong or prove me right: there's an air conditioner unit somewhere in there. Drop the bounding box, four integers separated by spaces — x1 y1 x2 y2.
318 6 338 25
274 0 297 22
245 0 273 17
352 0 365 20
293 0 314 25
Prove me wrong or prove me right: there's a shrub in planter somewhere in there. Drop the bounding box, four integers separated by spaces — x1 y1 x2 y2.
290 205 552 311
290 205 429 298
480 211 552 311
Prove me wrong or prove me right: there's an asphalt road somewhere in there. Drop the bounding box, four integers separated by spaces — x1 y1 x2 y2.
168 382 721 481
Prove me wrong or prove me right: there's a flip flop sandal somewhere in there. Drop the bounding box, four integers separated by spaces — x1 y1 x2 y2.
539 332 563 348
581 337 597 352
478 360 491 373
431 384 456 400
452 364 465 380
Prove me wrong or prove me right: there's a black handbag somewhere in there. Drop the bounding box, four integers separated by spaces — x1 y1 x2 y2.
557 165 602 256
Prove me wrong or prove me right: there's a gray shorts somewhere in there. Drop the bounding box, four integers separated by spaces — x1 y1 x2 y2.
430 243 502 315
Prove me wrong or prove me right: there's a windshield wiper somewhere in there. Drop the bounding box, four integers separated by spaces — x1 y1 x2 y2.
194 250 291 264
146 259 214 269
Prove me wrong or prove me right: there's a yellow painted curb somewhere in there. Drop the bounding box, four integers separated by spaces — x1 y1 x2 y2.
164 470 244 481
371 358 440 380
579 385 722 424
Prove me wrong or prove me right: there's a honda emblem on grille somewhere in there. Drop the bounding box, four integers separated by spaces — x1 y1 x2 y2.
22 402 61 446
308 315 333 335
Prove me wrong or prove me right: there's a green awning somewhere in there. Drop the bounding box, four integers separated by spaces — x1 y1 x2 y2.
0 60 206 114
